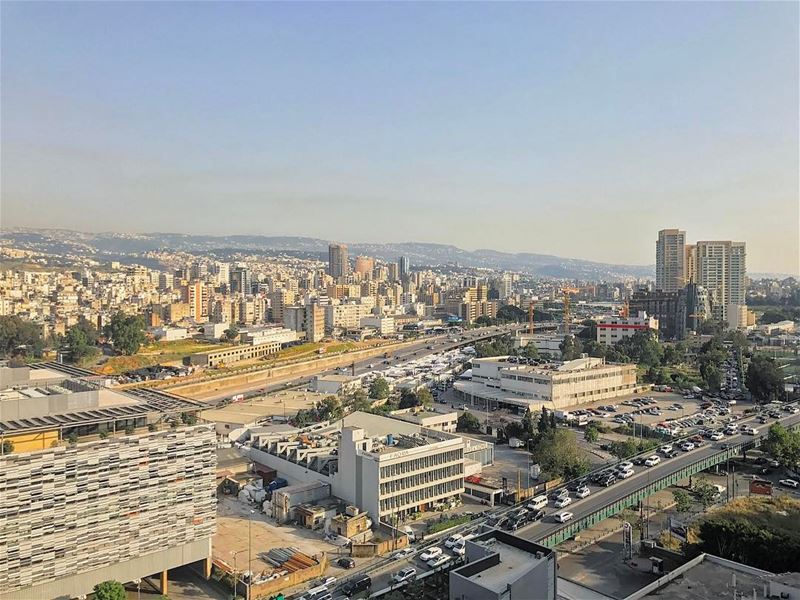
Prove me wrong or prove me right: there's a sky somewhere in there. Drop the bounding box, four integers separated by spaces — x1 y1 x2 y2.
1 2 798 274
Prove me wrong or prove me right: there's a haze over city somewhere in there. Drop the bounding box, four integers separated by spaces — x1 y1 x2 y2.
2 1 798 275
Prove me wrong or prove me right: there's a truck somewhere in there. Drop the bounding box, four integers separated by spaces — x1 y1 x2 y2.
266 477 288 495
554 410 574 422
508 437 525 448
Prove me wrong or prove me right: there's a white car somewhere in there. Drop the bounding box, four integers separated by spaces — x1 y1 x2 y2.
392 567 417 584
420 547 443 562
452 539 466 556
744 427 759 436
554 496 573 508
644 455 661 467
575 486 591 499
392 547 415 560
554 511 574 523
316 576 337 588
427 554 451 568
618 461 634 471
709 431 724 441
680 442 695 451
444 534 463 549
659 445 673 455
616 468 634 479
779 479 799 489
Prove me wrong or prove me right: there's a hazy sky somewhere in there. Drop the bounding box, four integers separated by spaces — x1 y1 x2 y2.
2 2 798 274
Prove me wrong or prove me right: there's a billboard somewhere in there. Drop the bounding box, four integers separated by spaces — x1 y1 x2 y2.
749 479 773 496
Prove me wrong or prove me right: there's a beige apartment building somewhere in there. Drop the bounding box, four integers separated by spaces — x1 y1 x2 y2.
655 229 686 292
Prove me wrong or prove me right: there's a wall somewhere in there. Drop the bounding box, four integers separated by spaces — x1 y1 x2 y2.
3 429 59 453
246 446 333 488
248 554 327 600
350 533 408 558
0 388 99 420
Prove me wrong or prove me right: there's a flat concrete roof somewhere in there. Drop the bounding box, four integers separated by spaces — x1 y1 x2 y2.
470 539 544 594
200 390 327 423
645 558 773 600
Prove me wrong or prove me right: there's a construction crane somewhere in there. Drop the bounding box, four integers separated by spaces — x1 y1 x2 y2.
561 287 580 334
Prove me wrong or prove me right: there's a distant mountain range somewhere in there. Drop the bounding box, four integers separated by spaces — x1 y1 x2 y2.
1 227 654 280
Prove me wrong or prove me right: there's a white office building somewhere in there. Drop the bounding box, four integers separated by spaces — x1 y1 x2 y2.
596 311 659 345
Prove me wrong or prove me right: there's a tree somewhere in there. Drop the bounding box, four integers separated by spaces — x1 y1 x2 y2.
398 389 421 409
0 315 43 359
762 423 800 470
457 412 482 433
610 438 639 460
559 335 583 361
746 355 785 404
416 387 434 408
63 318 99 363
692 478 719 509
584 424 599 443
576 319 597 341
616 330 663 367
537 408 551 437
350 389 373 412
223 325 239 343
518 343 539 360
93 580 127 600
530 429 590 480
318 395 344 421
104 312 146 355
520 409 535 439
672 489 693 512
369 377 390 400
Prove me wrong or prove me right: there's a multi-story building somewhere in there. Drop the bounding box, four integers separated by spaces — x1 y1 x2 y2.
0 367 214 600
398 256 410 280
596 311 658 345
690 241 747 322
354 256 375 278
455 356 638 410
229 267 251 295
629 288 688 340
244 411 470 522
328 243 349 279
325 303 372 332
306 303 326 342
449 530 556 600
655 229 686 292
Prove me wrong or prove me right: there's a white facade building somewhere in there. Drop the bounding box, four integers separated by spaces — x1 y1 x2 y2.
596 311 659 345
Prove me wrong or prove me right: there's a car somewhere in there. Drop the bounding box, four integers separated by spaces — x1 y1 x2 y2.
451 539 467 556
779 479 799 489
317 576 337 588
709 431 724 441
420 547 443 562
567 479 589 492
392 547 415 560
554 511 574 523
616 468 634 479
427 554 451 569
644 455 661 467
768 459 780 468
337 557 355 569
575 486 591 498
659 445 673 455
554 496 573 508
392 568 417 584
444 534 463 549
549 488 570 500
599 475 617 486
633 456 647 466
744 427 759 436
618 461 634 471
680 442 695 452
341 575 371 596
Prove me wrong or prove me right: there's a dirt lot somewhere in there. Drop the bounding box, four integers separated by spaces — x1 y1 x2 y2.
214 496 344 575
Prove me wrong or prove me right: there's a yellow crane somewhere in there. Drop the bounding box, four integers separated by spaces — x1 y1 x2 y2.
561 287 580 334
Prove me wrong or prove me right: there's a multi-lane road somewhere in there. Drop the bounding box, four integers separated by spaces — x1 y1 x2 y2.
318 407 800 599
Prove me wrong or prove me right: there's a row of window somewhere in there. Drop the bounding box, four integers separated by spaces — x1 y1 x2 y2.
379 464 463 496
379 449 463 479
379 477 463 514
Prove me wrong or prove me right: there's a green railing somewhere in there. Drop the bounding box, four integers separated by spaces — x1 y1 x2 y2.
534 437 760 547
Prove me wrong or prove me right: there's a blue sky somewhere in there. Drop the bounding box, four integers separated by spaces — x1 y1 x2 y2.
2 2 797 273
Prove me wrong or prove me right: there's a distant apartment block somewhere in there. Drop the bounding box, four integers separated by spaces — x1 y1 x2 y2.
328 243 349 278
655 229 686 292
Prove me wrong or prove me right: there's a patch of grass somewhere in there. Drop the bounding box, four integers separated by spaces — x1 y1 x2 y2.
427 514 473 534
705 495 800 535
95 339 231 375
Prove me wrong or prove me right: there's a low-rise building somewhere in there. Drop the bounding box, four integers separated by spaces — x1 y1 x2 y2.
190 340 281 367
390 409 458 433
455 356 638 411
596 311 658 345
360 315 395 335
449 530 556 600
311 374 364 395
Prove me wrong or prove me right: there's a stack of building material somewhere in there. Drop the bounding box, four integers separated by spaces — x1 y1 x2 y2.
261 547 318 573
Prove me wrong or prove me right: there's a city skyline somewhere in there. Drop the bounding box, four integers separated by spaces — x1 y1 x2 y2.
2 2 798 275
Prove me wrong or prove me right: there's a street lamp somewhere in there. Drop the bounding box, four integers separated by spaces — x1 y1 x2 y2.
247 509 255 600
232 549 248 600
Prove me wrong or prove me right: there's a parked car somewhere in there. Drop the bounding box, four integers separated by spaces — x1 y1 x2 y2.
392 568 417 584
616 468 634 479
779 479 799 489
575 486 591 499
420 547 443 562
554 511 574 523
644 455 661 467
391 548 415 560
444 534 463 549
337 557 355 569
679 441 695 452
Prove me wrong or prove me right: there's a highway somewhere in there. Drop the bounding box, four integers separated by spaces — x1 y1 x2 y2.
205 322 526 404
311 407 800 599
